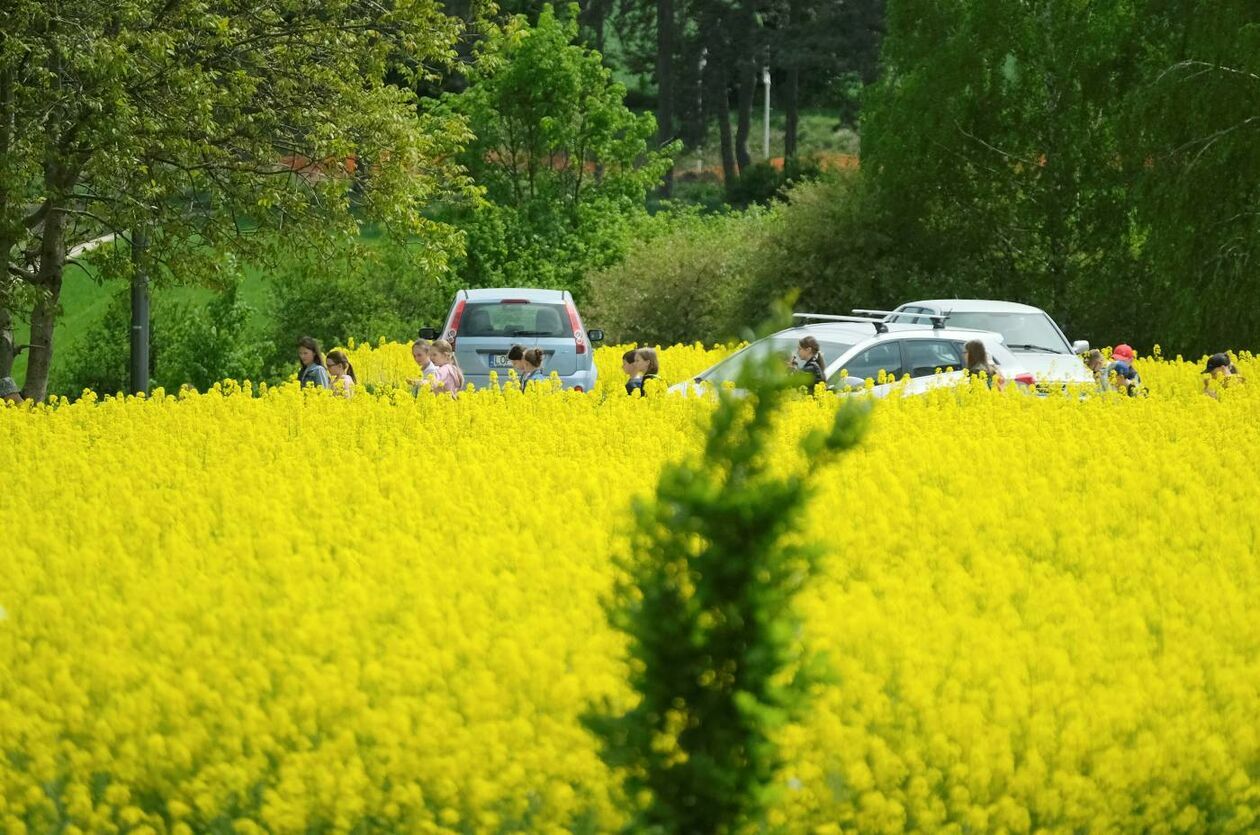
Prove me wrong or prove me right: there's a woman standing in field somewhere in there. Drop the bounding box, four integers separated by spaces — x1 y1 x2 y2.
429 340 465 398
326 349 357 398
297 337 332 389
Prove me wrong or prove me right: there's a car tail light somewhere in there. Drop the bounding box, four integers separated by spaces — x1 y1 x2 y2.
1014 372 1037 387
565 301 586 355
499 299 529 304
444 299 466 347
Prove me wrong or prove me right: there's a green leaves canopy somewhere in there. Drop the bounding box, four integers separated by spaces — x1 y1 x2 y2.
437 5 673 295
1 0 475 397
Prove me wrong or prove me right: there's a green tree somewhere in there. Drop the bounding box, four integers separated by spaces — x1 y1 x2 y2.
265 232 457 373
1129 1 1260 352
439 4 673 296
1 0 474 400
586 307 868 833
864 0 1142 337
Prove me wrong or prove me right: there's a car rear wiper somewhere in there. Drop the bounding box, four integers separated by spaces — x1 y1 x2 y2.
1007 343 1065 354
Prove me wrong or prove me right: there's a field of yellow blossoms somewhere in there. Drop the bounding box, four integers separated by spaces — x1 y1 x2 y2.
2 343 1259 833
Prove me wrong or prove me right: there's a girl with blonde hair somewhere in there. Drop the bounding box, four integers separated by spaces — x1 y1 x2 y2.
428 339 465 398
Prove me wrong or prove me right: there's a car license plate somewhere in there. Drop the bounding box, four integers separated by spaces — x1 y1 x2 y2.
488 354 512 368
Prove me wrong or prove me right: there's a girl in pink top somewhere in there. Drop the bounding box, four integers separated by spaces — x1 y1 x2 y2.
429 339 465 398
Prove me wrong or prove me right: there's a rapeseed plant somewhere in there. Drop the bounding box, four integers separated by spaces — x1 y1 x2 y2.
0 345 1257 833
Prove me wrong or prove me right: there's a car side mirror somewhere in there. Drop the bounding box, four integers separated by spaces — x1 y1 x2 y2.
418 327 437 340
840 376 866 389
588 328 605 343
1071 340 1090 354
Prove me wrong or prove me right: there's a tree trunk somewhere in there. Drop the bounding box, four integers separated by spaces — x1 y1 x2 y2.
715 66 738 189
784 66 800 161
23 201 68 402
0 65 14 379
735 63 755 173
0 304 14 379
656 0 675 197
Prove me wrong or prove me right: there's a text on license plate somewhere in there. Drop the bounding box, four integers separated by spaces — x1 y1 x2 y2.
488 354 512 368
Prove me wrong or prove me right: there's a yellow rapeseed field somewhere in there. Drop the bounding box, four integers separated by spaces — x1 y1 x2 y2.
2 345 1258 833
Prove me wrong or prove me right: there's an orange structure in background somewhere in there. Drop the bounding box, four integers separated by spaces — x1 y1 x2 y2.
677 151 859 181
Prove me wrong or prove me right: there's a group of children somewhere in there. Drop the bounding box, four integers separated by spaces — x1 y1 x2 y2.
621 347 660 395
1085 345 1143 396
410 339 658 396
406 339 465 397
294 333 1246 401
296 337 359 397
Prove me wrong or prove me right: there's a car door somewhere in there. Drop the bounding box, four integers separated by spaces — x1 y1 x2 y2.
831 340 906 397
903 339 966 394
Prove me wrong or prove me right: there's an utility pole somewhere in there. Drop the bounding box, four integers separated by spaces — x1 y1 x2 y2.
762 66 772 160
697 48 707 176
130 228 150 395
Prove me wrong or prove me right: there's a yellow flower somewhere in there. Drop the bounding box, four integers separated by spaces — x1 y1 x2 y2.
0 345 1256 830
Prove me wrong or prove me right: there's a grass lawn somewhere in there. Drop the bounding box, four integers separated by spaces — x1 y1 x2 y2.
9 255 273 391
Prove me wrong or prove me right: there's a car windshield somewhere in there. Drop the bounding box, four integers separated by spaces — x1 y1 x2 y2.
699 335 855 385
942 312 1070 353
458 302 572 338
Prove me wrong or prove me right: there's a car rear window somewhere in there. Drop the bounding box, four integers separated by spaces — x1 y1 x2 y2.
458 302 573 339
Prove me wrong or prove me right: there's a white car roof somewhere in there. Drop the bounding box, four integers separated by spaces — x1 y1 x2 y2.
460 287 570 302
898 299 1046 314
786 322 1006 344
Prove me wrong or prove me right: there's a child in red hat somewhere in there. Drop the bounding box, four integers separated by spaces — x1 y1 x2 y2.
1106 344 1141 396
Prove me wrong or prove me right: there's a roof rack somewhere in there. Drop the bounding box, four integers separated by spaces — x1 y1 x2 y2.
792 312 888 334
852 308 948 329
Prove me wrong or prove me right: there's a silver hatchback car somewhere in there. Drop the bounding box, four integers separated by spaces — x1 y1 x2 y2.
421 288 604 392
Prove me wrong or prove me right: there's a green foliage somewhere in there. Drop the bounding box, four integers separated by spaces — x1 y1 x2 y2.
58 291 153 398
2 0 475 398
587 208 768 346
862 0 1260 353
264 232 458 372
864 0 1141 329
586 305 869 834
437 4 674 297
1127 1 1260 353
591 173 923 346
726 157 825 209
58 281 264 397
734 173 926 327
156 284 267 393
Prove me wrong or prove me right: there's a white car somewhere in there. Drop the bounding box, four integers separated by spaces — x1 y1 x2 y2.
669 318 1033 398
874 299 1094 385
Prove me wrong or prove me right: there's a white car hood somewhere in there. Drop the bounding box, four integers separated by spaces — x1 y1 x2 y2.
1012 352 1095 383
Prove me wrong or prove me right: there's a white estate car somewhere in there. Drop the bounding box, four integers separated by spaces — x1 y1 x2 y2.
669 318 1032 398
875 299 1094 385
